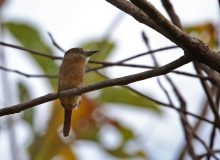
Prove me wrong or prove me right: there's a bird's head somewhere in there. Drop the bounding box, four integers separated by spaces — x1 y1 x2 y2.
65 48 98 58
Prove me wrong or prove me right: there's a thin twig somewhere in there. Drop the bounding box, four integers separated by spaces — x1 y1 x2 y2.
117 45 178 63
207 89 220 160
141 31 173 105
0 41 179 63
14 59 198 80
198 150 220 159
88 61 210 80
161 0 182 29
192 130 219 160
0 41 62 60
160 1 220 158
200 64 220 88
142 31 198 159
2 41 201 80
0 66 57 78
177 99 209 160
219 0 220 13
194 62 220 128
0 59 207 80
194 63 220 160
47 32 66 53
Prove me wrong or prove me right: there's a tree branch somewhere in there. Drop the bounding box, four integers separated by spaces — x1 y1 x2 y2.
0 41 62 60
0 55 191 116
107 0 220 73
161 0 182 29
194 62 220 127
0 66 57 78
141 31 174 105
1 41 205 80
177 99 210 160
0 41 179 62
142 31 196 159
116 45 178 63
88 60 209 80
0 60 206 80
48 32 66 53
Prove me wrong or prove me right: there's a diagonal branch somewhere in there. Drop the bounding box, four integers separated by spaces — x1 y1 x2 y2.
0 55 191 116
116 45 178 63
0 56 218 127
161 0 182 29
107 0 220 73
130 0 220 73
194 62 220 128
141 32 173 105
47 32 66 53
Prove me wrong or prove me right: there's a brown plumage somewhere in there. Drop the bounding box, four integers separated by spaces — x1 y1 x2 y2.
58 48 98 137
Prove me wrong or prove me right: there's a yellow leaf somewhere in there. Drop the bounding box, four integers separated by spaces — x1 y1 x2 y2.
185 23 218 49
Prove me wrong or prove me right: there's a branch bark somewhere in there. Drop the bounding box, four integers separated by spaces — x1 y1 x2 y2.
107 0 220 73
0 55 191 116
161 0 182 29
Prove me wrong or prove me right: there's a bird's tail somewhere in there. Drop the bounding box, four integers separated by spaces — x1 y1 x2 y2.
63 109 72 137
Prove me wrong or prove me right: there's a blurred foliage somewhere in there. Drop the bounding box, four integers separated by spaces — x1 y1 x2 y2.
82 39 114 67
0 0 5 7
18 82 31 102
10 16 218 160
82 39 115 84
185 23 219 49
98 87 158 111
0 0 218 156
3 22 58 87
3 21 160 159
28 100 77 160
18 82 34 126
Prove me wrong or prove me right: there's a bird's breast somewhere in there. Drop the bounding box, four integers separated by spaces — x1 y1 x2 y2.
58 56 87 90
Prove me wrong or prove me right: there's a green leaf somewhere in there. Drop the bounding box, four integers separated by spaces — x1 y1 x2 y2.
81 39 115 65
97 87 159 112
85 71 106 84
81 39 115 84
75 126 100 141
28 134 76 160
18 82 34 126
118 125 134 144
22 108 34 127
18 82 31 102
4 21 58 87
105 145 146 159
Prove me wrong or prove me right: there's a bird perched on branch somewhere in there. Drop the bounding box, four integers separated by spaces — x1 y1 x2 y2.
58 48 98 137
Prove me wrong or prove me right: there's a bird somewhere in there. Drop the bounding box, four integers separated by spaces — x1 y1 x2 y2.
58 48 98 137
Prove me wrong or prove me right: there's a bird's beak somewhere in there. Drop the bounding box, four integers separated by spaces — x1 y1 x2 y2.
84 50 99 57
